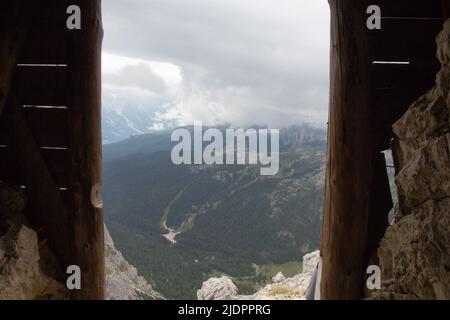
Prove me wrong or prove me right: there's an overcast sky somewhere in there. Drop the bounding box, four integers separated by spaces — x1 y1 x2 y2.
102 0 330 129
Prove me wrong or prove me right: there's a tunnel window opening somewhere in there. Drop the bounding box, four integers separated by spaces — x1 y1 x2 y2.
101 0 329 300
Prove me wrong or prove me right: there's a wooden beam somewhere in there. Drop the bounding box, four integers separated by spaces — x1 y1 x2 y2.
18 27 69 65
0 145 70 189
320 0 374 299
368 18 443 62
0 1 35 117
7 95 71 267
66 0 105 300
371 0 443 18
13 66 68 106
442 0 450 19
0 106 70 148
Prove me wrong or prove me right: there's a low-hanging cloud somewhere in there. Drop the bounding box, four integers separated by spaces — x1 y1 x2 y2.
103 0 330 128
103 63 167 94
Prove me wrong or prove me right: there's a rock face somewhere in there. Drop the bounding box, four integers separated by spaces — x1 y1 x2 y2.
302 250 320 274
0 226 67 300
0 180 162 300
272 272 286 283
373 20 450 300
197 250 319 300
197 276 238 300
105 227 163 300
0 181 67 300
0 182 67 300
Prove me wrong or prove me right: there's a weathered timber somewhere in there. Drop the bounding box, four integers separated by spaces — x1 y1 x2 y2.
0 1 35 117
0 106 69 148
66 0 105 299
442 1 450 19
7 95 71 264
320 0 374 299
368 18 443 62
371 0 443 18
13 66 68 106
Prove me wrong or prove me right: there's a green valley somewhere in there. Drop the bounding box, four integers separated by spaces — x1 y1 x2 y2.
103 126 326 299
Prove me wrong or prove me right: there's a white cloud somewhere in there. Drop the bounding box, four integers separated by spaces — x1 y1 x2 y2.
102 0 330 128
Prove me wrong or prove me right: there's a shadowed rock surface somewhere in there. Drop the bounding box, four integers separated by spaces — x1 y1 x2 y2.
0 182 67 300
371 20 450 300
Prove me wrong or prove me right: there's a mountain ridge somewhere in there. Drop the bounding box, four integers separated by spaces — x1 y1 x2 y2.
103 125 326 299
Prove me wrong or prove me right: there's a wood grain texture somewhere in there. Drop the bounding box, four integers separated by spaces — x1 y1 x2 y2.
18 28 69 65
0 1 34 117
13 66 68 106
442 0 450 19
320 0 374 300
368 19 443 62
0 106 69 148
0 0 105 299
6 95 71 265
321 0 445 299
0 146 70 188
371 0 443 18
66 0 105 300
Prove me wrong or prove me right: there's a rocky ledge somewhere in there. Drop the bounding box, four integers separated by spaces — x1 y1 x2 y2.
197 250 319 300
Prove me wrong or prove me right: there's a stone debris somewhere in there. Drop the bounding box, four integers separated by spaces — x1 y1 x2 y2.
197 276 238 300
197 250 320 300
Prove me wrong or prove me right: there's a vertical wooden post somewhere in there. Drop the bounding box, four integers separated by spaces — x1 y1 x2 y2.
67 0 104 299
442 0 450 19
320 0 373 299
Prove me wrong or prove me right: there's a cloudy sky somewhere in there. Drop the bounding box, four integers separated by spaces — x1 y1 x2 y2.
102 0 330 129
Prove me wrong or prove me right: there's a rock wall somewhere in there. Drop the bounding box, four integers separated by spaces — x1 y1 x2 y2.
0 182 67 300
0 180 163 300
372 20 450 300
0 225 67 300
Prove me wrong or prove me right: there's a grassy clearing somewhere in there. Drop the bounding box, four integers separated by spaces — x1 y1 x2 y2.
268 286 296 297
258 261 303 281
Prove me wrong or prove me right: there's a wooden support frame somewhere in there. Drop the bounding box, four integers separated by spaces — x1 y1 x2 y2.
442 0 450 19
320 0 374 299
0 1 35 116
7 94 71 267
321 0 446 300
66 0 105 299
0 0 105 299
